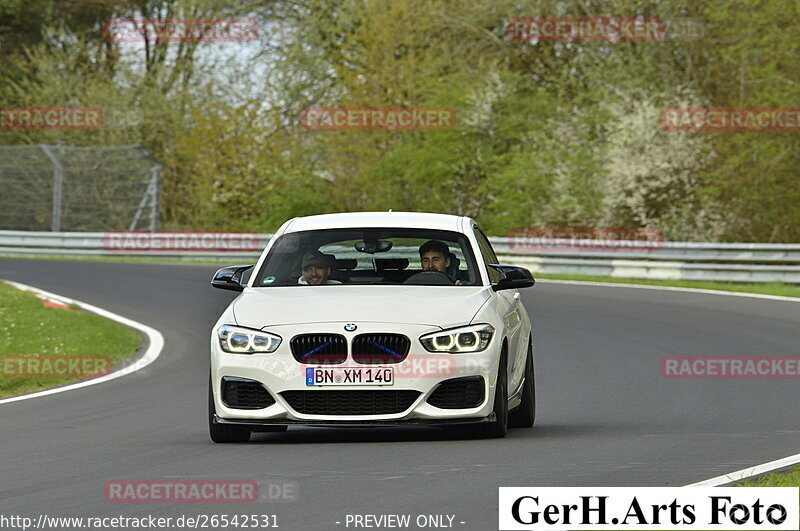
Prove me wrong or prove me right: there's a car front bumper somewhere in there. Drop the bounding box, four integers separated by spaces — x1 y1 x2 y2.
211 321 502 424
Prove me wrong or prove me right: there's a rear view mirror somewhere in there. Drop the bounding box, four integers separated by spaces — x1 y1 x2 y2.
355 240 393 254
211 265 254 292
488 264 535 291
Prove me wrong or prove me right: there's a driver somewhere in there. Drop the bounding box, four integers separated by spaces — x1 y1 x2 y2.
419 240 462 285
298 250 342 285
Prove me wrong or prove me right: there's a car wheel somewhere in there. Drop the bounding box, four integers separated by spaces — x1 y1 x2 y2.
475 350 508 439
208 374 251 443
509 338 535 428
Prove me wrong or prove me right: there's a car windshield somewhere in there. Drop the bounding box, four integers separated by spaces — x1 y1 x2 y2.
253 228 480 287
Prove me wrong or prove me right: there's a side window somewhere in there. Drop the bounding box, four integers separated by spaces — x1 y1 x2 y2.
473 226 500 283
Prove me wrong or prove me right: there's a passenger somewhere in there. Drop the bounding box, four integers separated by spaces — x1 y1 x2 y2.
298 250 342 285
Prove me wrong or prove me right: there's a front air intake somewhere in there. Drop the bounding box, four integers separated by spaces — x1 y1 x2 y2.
281 390 420 415
221 377 275 409
290 334 347 364
351 334 411 364
426 376 485 409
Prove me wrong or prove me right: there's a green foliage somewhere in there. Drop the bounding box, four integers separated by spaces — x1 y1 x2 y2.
692 0 800 242
167 100 333 230
0 0 797 241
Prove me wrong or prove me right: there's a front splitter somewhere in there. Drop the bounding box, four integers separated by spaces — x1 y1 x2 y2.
214 413 495 428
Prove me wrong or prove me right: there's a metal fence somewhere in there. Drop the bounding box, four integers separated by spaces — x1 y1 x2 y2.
1 231 799 284
0 144 160 231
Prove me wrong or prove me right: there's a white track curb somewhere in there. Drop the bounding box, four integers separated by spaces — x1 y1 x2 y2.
0 280 164 405
685 453 800 487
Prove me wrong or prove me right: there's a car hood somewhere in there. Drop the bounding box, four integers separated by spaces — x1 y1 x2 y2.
233 285 491 329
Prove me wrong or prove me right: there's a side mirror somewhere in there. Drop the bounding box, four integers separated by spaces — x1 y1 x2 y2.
211 265 254 292
488 264 535 291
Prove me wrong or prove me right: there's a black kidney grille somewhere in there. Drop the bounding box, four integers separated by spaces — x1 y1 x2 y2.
426 377 485 409
351 334 411 364
290 334 347 364
281 390 420 415
221 377 275 409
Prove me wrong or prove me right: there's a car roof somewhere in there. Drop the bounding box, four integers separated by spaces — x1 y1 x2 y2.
284 212 471 233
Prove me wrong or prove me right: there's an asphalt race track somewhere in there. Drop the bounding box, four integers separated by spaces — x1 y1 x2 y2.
1 258 798 530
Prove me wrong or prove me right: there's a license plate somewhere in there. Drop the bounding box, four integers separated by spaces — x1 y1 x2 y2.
305 367 394 386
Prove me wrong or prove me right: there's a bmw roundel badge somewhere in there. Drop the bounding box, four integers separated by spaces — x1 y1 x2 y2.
344 323 357 332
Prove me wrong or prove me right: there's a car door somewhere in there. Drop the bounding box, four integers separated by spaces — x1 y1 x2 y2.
473 227 525 389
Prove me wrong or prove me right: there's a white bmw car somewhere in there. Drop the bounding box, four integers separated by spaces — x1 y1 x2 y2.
208 212 535 442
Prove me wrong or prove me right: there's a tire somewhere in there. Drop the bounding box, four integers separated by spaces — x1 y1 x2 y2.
474 349 508 439
509 338 535 428
208 375 251 443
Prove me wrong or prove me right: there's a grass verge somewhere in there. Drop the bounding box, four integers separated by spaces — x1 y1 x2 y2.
735 466 800 487
535 273 800 299
0 281 141 398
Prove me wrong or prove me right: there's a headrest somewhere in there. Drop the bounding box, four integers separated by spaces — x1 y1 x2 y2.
375 258 409 271
446 252 461 276
318 252 336 268
334 258 358 270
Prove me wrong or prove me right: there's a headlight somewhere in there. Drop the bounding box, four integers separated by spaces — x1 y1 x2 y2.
217 324 281 354
420 324 494 353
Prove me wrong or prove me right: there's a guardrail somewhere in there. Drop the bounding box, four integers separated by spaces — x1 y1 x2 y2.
1 230 799 284
492 238 800 283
